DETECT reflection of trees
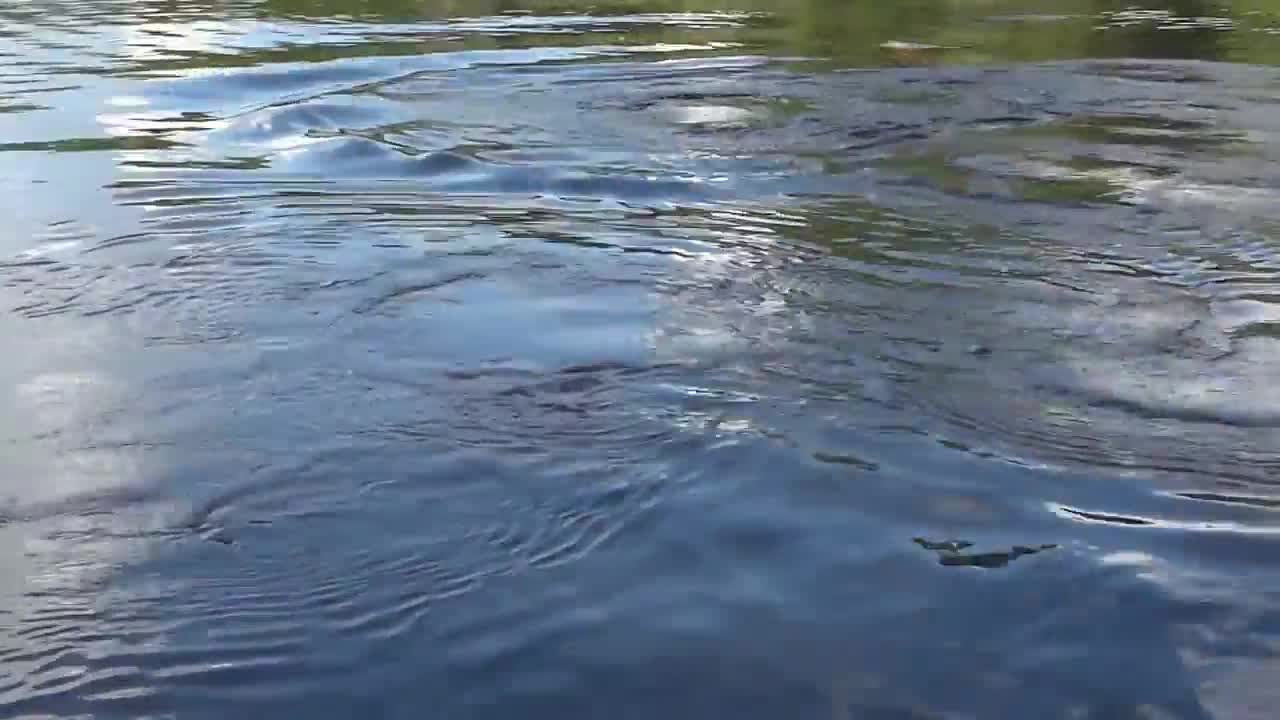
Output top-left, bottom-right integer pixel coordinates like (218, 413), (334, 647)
(249, 0), (1277, 65)
(1087, 0), (1225, 61)
(7, 0), (1280, 66)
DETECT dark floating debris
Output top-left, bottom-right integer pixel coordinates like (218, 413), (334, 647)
(913, 537), (1057, 569)
(1060, 507), (1153, 526)
(879, 40), (951, 65)
(1174, 492), (1280, 511)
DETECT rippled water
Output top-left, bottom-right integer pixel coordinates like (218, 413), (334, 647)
(3, 1), (1280, 718)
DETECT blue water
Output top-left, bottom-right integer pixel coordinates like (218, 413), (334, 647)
(2, 2), (1280, 718)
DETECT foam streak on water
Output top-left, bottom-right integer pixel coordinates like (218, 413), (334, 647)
(2, 2), (1280, 719)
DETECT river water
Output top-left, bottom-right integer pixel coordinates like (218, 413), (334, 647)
(2, 1), (1280, 718)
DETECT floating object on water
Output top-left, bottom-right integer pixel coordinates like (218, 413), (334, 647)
(880, 40), (952, 64)
(913, 537), (1058, 569)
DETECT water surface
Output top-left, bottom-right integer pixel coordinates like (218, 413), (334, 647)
(3, 1), (1280, 718)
